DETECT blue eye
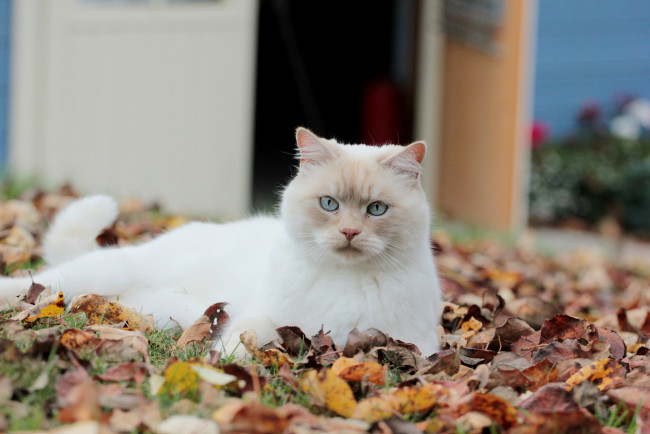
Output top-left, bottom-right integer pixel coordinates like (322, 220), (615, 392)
(320, 196), (339, 211)
(367, 201), (388, 216)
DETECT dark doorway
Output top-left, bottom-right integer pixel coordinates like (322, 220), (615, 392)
(252, 0), (419, 209)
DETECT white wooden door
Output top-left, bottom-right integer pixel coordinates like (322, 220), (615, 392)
(11, 0), (259, 217)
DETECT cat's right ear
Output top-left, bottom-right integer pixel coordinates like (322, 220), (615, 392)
(296, 127), (336, 168)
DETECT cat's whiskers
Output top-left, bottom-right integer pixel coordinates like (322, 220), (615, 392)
(294, 233), (331, 268)
(371, 248), (404, 272)
(381, 241), (419, 270)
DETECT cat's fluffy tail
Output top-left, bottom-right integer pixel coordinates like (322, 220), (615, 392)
(43, 195), (119, 265)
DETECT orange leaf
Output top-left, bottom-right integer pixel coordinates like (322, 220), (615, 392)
(565, 358), (626, 392)
(21, 291), (65, 322)
(461, 317), (483, 340)
(331, 357), (358, 375)
(60, 329), (99, 352)
(240, 330), (294, 367)
(331, 357), (387, 385)
(300, 369), (357, 417)
(455, 393), (519, 429)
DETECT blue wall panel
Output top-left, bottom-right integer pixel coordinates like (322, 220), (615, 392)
(0, 0), (10, 167)
(533, 0), (650, 138)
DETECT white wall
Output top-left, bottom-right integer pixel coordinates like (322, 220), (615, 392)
(10, 0), (259, 218)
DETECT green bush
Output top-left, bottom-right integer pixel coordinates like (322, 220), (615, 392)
(529, 136), (650, 234)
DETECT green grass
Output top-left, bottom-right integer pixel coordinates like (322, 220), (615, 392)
(0, 338), (62, 431)
(145, 327), (211, 369)
(259, 375), (313, 409)
(3, 258), (46, 276)
(0, 174), (40, 201)
(595, 400), (641, 433)
(434, 217), (518, 246)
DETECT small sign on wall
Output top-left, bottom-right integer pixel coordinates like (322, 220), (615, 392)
(444, 0), (505, 55)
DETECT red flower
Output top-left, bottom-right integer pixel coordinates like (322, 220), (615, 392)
(577, 101), (601, 126)
(531, 121), (549, 149)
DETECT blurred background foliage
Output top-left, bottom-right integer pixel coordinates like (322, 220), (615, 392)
(529, 97), (650, 234)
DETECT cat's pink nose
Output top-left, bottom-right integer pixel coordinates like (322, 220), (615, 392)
(340, 228), (360, 241)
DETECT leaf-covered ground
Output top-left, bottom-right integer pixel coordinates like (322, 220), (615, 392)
(2, 188), (650, 433)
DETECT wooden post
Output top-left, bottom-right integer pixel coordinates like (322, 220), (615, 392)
(437, 0), (535, 230)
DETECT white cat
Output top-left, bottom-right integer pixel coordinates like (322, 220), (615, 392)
(0, 128), (442, 356)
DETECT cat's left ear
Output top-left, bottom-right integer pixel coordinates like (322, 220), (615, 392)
(295, 127), (337, 168)
(382, 141), (426, 183)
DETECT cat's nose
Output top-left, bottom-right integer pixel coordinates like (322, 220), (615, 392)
(340, 228), (360, 241)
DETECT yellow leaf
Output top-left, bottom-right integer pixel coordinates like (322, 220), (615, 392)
(461, 317), (483, 340)
(565, 358), (626, 392)
(393, 383), (443, 414)
(301, 369), (357, 417)
(24, 292), (65, 322)
(160, 361), (199, 396)
(485, 268), (520, 288)
(331, 357), (358, 376)
(166, 216), (190, 230)
(353, 383), (444, 422)
(353, 395), (403, 422)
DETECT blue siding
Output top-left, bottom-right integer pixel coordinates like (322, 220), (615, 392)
(533, 0), (650, 138)
(0, 0), (10, 167)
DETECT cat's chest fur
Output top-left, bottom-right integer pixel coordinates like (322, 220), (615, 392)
(256, 240), (438, 348)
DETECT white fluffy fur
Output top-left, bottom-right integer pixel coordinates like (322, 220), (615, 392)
(0, 129), (442, 356)
(43, 195), (119, 266)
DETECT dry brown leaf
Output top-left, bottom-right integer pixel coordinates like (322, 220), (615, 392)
(95, 362), (147, 385)
(69, 294), (154, 332)
(24, 281), (47, 304)
(86, 325), (152, 371)
(176, 315), (212, 349)
(277, 326), (312, 356)
(456, 393), (519, 430)
(57, 378), (101, 423)
(60, 328), (100, 353)
(0, 199), (42, 226)
(540, 314), (592, 343)
(2, 225), (36, 249)
(109, 408), (144, 432)
(240, 329), (294, 367)
(212, 401), (292, 433)
(240, 329), (266, 361)
(177, 302), (230, 349)
(158, 415), (218, 434)
(519, 383), (579, 413)
(342, 328), (389, 357)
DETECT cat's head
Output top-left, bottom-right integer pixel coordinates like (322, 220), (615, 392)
(280, 128), (431, 268)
